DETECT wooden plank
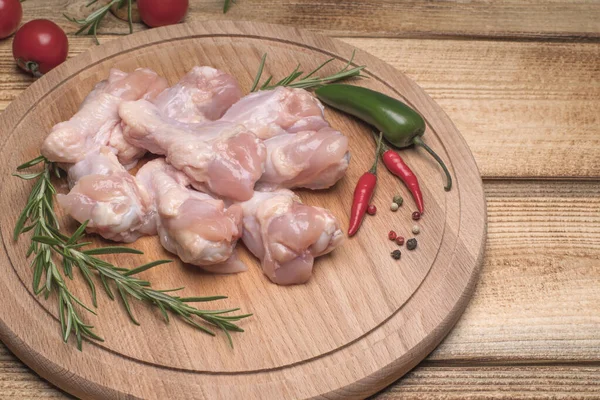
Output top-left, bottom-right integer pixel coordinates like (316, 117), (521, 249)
(374, 365), (600, 399)
(0, 180), (598, 397)
(21, 0), (600, 40)
(2, 342), (599, 399)
(1, 354), (599, 400)
(430, 180), (600, 363)
(2, 37), (599, 179)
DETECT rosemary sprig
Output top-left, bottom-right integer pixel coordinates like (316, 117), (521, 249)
(14, 156), (251, 350)
(250, 50), (365, 92)
(64, 0), (133, 45)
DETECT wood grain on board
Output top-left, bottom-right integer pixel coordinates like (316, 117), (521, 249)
(0, 181), (597, 398)
(18, 0), (600, 40)
(1, 37), (599, 179)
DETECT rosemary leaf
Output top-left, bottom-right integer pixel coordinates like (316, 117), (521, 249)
(259, 76), (273, 90)
(117, 283), (140, 325)
(303, 57), (334, 80)
(68, 241), (94, 249)
(123, 259), (171, 277)
(154, 287), (185, 293)
(83, 246), (144, 255)
(31, 236), (61, 245)
(13, 172), (42, 180)
(67, 220), (89, 245)
(17, 155), (45, 170)
(99, 273), (115, 300)
(249, 53), (267, 92)
(156, 301), (170, 322)
(251, 50), (365, 92)
(179, 295), (228, 303)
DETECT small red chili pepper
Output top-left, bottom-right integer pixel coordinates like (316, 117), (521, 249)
(388, 230), (397, 240)
(376, 134), (424, 214)
(348, 134), (383, 236)
(367, 204), (377, 215)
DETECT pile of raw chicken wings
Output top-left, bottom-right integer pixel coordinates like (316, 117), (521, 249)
(41, 67), (350, 285)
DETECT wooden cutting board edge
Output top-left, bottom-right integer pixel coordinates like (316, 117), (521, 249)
(0, 21), (487, 399)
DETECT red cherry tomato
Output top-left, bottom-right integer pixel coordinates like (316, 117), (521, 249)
(137, 0), (189, 28)
(13, 19), (68, 77)
(0, 0), (23, 39)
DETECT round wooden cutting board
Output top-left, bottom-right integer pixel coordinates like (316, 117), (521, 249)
(0, 21), (486, 400)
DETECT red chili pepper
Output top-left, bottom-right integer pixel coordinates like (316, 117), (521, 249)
(379, 137), (424, 214)
(348, 134), (383, 236)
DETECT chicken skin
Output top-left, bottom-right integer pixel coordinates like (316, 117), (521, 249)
(258, 127), (350, 191)
(222, 87), (349, 190)
(221, 86), (328, 140)
(240, 190), (344, 285)
(57, 147), (155, 242)
(41, 68), (168, 168)
(119, 99), (266, 201)
(136, 158), (245, 272)
(153, 66), (242, 123)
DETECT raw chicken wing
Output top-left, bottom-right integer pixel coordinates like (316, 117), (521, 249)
(258, 127), (350, 191)
(221, 87), (328, 140)
(119, 99), (266, 201)
(223, 86), (349, 190)
(41, 68), (168, 167)
(57, 148), (155, 242)
(153, 66), (242, 123)
(240, 190), (344, 285)
(136, 159), (245, 272)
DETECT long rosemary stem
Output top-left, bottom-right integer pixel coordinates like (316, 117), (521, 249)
(14, 156), (251, 350)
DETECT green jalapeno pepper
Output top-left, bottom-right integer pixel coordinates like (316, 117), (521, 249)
(315, 84), (452, 191)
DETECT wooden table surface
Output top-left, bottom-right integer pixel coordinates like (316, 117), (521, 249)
(0, 1), (598, 399)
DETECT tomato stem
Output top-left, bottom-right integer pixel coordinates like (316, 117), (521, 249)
(17, 58), (42, 78)
(25, 61), (42, 78)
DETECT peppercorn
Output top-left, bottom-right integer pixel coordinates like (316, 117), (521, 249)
(393, 195), (403, 206)
(395, 236), (405, 246)
(391, 249), (401, 260)
(388, 230), (397, 240)
(406, 238), (417, 250)
(390, 202), (399, 212)
(412, 225), (420, 235)
(367, 204), (377, 215)
(412, 211), (421, 220)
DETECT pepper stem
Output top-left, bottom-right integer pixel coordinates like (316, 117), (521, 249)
(413, 137), (452, 191)
(368, 132), (383, 174)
